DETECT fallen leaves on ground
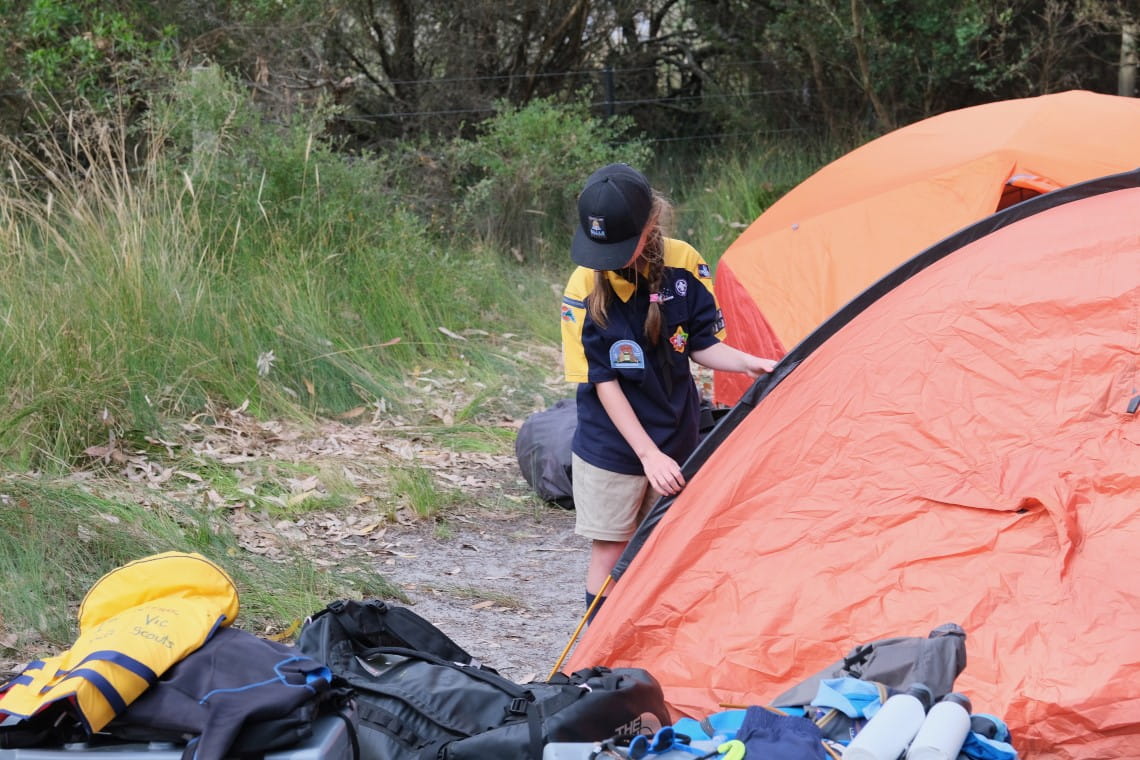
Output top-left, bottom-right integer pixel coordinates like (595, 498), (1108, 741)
(75, 359), (567, 569)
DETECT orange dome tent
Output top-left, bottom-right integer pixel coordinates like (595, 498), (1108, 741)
(714, 90), (1140, 406)
(567, 170), (1140, 759)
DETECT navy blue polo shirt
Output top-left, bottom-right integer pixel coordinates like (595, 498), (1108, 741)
(560, 238), (725, 475)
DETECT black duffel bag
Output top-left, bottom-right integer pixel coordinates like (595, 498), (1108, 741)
(297, 601), (669, 760)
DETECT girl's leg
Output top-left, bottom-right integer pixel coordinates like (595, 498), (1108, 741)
(571, 453), (658, 619)
(585, 540), (626, 622)
(587, 539), (627, 595)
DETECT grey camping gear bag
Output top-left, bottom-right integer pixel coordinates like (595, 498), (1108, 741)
(296, 600), (670, 760)
(769, 623), (967, 745)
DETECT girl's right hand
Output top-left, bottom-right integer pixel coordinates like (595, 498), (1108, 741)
(640, 449), (685, 495)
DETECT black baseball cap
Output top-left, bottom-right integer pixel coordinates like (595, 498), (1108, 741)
(571, 163), (653, 270)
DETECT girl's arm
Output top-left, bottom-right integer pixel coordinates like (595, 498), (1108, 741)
(691, 342), (777, 378)
(594, 380), (685, 495)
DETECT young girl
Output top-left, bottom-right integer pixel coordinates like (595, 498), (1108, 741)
(560, 163), (776, 618)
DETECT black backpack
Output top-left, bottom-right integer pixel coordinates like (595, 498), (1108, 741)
(297, 600), (670, 760)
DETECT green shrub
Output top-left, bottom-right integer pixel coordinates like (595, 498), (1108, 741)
(448, 96), (651, 264)
(145, 66), (402, 270)
(0, 67), (559, 468)
(2, 0), (177, 110)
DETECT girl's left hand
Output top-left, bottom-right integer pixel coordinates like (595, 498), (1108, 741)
(744, 355), (778, 378)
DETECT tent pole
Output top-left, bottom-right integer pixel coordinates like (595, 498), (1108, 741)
(548, 574), (613, 679)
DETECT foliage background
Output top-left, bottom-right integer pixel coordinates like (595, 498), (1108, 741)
(2, 1), (1137, 146)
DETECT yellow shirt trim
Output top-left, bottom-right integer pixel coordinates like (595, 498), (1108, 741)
(560, 238), (720, 383)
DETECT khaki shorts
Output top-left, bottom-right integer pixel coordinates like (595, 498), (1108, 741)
(571, 453), (660, 542)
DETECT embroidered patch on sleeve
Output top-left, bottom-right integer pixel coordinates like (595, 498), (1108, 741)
(609, 340), (646, 369)
(714, 309), (725, 333)
(698, 263), (711, 279)
(561, 303), (576, 322)
(669, 326), (689, 353)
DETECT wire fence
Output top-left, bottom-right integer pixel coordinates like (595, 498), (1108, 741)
(1, 60), (825, 147)
(313, 64), (822, 146)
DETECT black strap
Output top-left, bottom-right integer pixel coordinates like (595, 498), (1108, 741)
(324, 600), (393, 646)
(355, 700), (426, 748)
(570, 666), (611, 682)
(333, 710), (361, 760)
(842, 643), (873, 676)
(526, 702), (543, 760)
(570, 666), (620, 691)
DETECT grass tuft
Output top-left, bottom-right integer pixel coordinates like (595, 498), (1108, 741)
(0, 478), (400, 650)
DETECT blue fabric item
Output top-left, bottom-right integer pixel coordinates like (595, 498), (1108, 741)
(671, 718), (709, 741)
(737, 706), (829, 760)
(628, 726), (707, 758)
(970, 713), (1012, 743)
(704, 709), (747, 739)
(673, 710), (747, 741)
(962, 732), (1019, 760)
(811, 677), (884, 718)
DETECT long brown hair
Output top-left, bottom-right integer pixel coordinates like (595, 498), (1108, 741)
(586, 191), (672, 345)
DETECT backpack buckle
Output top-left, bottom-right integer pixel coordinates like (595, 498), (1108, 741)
(508, 697), (530, 715)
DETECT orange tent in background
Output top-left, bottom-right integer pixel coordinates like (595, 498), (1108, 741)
(714, 89), (1140, 406)
(567, 171), (1140, 759)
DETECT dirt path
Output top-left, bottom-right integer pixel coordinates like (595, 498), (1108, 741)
(372, 508), (588, 682)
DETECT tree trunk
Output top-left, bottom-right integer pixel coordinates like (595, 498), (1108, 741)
(849, 0), (894, 130)
(1121, 22), (1138, 96)
(804, 36), (840, 137)
(370, 0), (416, 109)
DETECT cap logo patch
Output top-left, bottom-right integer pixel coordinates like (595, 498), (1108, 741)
(588, 215), (607, 240)
(675, 278), (688, 297)
(609, 340), (645, 369)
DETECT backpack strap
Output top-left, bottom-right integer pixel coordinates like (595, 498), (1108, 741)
(505, 694), (545, 760)
(812, 707), (840, 732)
(355, 699), (431, 749)
(333, 709), (361, 760)
(842, 643), (873, 676)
